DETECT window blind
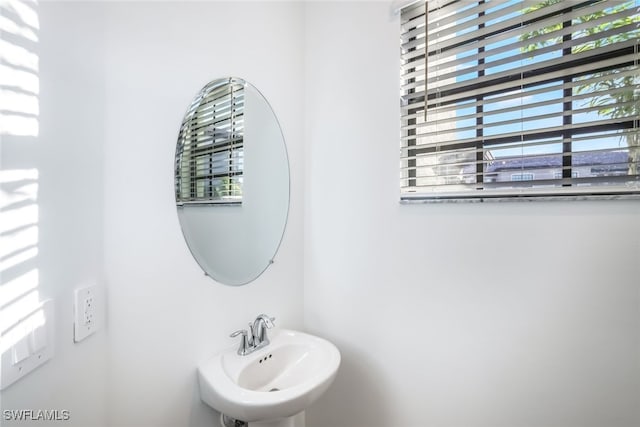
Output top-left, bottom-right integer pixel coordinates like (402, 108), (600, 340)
(400, 0), (640, 201)
(176, 78), (244, 205)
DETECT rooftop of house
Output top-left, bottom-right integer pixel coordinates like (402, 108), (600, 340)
(486, 150), (629, 173)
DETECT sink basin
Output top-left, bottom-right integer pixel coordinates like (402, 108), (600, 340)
(198, 328), (340, 422)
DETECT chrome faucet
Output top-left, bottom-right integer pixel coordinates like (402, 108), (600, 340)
(251, 314), (275, 347)
(230, 314), (276, 356)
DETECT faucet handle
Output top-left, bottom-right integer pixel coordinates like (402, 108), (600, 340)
(230, 329), (250, 356)
(257, 314), (276, 328)
(230, 329), (248, 338)
(265, 317), (275, 328)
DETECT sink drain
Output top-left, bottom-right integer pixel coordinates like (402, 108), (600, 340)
(269, 387), (280, 392)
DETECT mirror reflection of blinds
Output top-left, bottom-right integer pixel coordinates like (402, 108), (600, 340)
(400, 0), (640, 201)
(176, 79), (244, 205)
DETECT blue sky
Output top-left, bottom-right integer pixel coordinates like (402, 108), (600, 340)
(448, 0), (639, 160)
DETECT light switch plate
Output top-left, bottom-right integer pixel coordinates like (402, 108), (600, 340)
(0, 299), (54, 390)
(74, 284), (100, 342)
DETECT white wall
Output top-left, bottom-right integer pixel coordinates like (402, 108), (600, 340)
(4, 3), (639, 427)
(303, 3), (640, 427)
(1, 3), (107, 426)
(102, 2), (305, 427)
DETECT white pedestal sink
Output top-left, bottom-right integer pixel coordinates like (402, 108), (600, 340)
(198, 329), (340, 427)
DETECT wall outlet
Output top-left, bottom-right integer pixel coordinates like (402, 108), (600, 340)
(74, 284), (100, 342)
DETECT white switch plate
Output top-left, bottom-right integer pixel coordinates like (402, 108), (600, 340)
(74, 284), (100, 342)
(1, 299), (55, 390)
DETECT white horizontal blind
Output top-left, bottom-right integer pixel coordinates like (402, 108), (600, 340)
(401, 0), (640, 200)
(176, 78), (244, 205)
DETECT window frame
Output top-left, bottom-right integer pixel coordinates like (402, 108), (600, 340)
(400, 0), (640, 202)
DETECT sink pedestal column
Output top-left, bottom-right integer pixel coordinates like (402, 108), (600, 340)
(249, 411), (304, 427)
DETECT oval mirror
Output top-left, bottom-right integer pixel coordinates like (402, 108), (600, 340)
(175, 77), (289, 286)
